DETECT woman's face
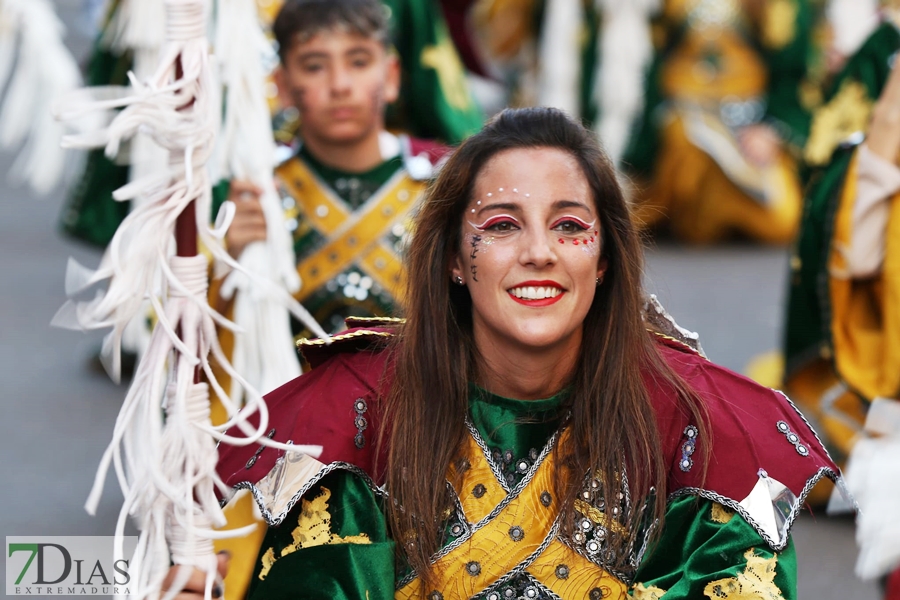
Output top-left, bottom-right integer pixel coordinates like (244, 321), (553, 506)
(451, 147), (608, 354)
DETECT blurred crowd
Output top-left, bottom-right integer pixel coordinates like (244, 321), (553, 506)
(1, 0), (899, 597)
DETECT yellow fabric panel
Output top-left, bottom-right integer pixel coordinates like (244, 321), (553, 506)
(398, 438), (560, 598)
(400, 431), (629, 599)
(660, 30), (768, 101)
(215, 491), (268, 600)
(529, 539), (628, 599)
(761, 0), (798, 49)
(470, 0), (539, 60)
(276, 157), (424, 302)
(829, 152), (900, 399)
(450, 435), (517, 523)
(207, 274), (236, 427)
(634, 117), (801, 244)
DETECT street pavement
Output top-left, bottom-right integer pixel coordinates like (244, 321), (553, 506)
(0, 1), (884, 597)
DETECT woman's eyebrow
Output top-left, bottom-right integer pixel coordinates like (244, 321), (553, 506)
(553, 199), (593, 212)
(476, 202), (520, 216)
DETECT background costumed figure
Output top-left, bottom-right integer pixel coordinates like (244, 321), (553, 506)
(623, 0), (816, 244)
(783, 5), (900, 588)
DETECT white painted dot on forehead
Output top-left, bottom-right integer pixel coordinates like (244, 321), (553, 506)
(476, 200), (482, 205)
(513, 188), (518, 193)
(471, 208), (476, 213)
(486, 192), (492, 197)
(498, 188), (504, 192)
(525, 193), (531, 198)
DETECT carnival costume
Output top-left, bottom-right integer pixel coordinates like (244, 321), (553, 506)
(212, 135), (447, 343)
(784, 16), (900, 582)
(216, 321), (840, 599)
(785, 19), (900, 466)
(623, 0), (815, 244)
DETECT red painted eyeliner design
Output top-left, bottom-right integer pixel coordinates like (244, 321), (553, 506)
(468, 214), (519, 231)
(550, 216), (595, 230)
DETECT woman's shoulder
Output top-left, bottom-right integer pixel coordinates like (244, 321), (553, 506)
(646, 332), (841, 551)
(216, 325), (399, 525)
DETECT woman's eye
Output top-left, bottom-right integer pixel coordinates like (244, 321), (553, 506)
(483, 219), (518, 232)
(554, 220), (589, 233)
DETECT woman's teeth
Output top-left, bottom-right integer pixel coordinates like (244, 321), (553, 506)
(509, 286), (562, 300)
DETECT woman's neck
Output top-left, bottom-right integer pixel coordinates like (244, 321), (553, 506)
(473, 331), (581, 400)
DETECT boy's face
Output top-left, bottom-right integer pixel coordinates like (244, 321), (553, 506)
(277, 29), (400, 147)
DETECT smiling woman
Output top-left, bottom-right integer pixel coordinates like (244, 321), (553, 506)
(194, 108), (842, 600)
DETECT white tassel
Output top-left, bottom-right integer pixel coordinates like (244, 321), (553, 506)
(593, 0), (659, 164)
(843, 398), (900, 580)
(537, 0), (584, 116)
(0, 0), (81, 194)
(211, 0), (302, 401)
(52, 2), (325, 597)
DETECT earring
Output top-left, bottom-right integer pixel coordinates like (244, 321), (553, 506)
(596, 275), (604, 285)
(455, 275), (464, 285)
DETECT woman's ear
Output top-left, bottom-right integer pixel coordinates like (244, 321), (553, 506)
(597, 256), (609, 281)
(383, 53), (401, 104)
(273, 66), (293, 110)
(450, 254), (465, 285)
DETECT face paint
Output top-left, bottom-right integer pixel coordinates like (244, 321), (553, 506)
(467, 214), (519, 232)
(467, 233), (482, 282)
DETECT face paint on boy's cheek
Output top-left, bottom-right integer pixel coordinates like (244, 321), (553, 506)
(290, 86), (309, 112)
(368, 84), (385, 118)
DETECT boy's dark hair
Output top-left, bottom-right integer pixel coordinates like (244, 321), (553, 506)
(273, 0), (390, 63)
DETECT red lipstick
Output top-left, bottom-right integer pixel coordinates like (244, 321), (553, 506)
(507, 280), (565, 307)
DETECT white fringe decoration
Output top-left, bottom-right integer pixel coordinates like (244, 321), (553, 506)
(212, 0), (302, 400)
(51, 1), (326, 597)
(842, 398), (900, 580)
(0, 0), (81, 195)
(536, 0), (584, 116)
(593, 0), (659, 164)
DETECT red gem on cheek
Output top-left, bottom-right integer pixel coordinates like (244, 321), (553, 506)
(573, 240), (579, 245)
(589, 237), (595, 243)
(558, 238), (564, 244)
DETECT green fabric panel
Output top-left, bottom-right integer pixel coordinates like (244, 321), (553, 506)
(383, 0), (482, 144)
(821, 22), (900, 104)
(297, 146), (403, 209)
(211, 179), (231, 224)
(58, 36), (133, 248)
(760, 0), (816, 150)
(248, 470), (394, 600)
(468, 383), (563, 460)
(783, 147), (853, 376)
(633, 496), (797, 598)
(251, 543), (396, 600)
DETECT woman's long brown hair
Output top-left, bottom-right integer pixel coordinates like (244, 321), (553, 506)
(379, 107), (707, 587)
